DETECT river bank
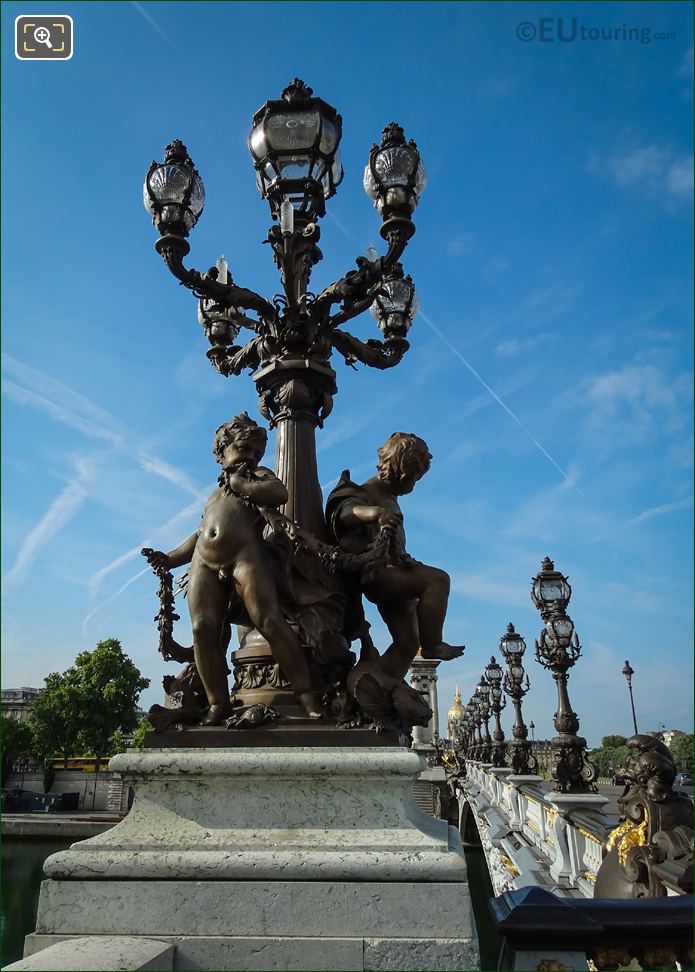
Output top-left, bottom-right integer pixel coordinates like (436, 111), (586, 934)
(1, 813), (120, 839)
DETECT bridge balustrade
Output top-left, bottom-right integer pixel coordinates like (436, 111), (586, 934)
(460, 762), (612, 899)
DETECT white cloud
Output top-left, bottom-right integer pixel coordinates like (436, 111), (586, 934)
(449, 233), (474, 255)
(631, 496), (693, 525)
(563, 363), (693, 453)
(87, 495), (204, 598)
(679, 46), (693, 81)
(3, 481), (88, 589)
(136, 451), (204, 499)
(495, 333), (553, 358)
(588, 144), (694, 205)
(450, 569), (530, 610)
(2, 379), (122, 445)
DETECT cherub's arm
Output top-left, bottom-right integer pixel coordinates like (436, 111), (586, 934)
(226, 466), (288, 509)
(340, 503), (402, 531)
(165, 532), (199, 569)
(144, 531), (198, 570)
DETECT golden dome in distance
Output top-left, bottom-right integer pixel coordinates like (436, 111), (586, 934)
(448, 685), (465, 721)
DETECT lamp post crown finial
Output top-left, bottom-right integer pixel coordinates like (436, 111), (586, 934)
(507, 622), (515, 634)
(282, 78), (313, 103)
(381, 122), (406, 147)
(164, 139), (192, 165)
(541, 555), (555, 571)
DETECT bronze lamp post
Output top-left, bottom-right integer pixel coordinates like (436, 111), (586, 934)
(621, 659), (639, 736)
(485, 655), (507, 768)
(143, 79), (424, 539)
(531, 557), (597, 793)
(475, 677), (492, 763)
(500, 623), (538, 776)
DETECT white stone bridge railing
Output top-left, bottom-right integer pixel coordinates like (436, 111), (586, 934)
(459, 761), (612, 899)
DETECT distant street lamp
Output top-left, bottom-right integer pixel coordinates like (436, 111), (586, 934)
(476, 676), (492, 763)
(621, 659), (639, 736)
(529, 720), (536, 742)
(531, 557), (597, 793)
(485, 656), (507, 768)
(469, 695), (483, 761)
(500, 623), (538, 776)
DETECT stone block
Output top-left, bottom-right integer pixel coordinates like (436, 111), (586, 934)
(3, 936), (173, 971)
(364, 937), (479, 971)
(43, 748), (464, 883)
(35, 880), (473, 940)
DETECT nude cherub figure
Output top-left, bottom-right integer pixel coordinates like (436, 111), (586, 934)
(326, 432), (464, 682)
(148, 413), (323, 725)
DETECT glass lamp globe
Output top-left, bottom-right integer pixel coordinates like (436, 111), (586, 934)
(532, 557), (572, 615)
(249, 79), (343, 219)
(370, 264), (419, 340)
(143, 140), (205, 237)
(364, 122), (426, 218)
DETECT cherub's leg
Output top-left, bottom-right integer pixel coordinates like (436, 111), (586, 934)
(364, 565), (463, 677)
(374, 599), (419, 680)
(186, 560), (233, 723)
(234, 559), (323, 718)
(415, 565), (464, 663)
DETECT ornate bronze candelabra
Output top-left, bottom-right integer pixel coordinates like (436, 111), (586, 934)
(142, 80), (435, 722)
(500, 623), (538, 776)
(143, 79), (424, 538)
(485, 656), (507, 768)
(531, 557), (597, 793)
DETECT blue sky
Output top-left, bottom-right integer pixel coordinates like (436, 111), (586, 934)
(2, 1), (692, 747)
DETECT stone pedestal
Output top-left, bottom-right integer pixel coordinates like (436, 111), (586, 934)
(25, 747), (478, 971)
(409, 656), (440, 752)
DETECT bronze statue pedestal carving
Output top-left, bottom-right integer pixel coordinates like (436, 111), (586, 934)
(31, 746), (478, 971)
(231, 629), (303, 715)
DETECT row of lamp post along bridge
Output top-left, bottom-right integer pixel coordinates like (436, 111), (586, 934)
(446, 556), (639, 793)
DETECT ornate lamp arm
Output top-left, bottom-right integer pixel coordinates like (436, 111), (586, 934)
(155, 235), (276, 321)
(313, 256), (384, 322)
(331, 330), (409, 371)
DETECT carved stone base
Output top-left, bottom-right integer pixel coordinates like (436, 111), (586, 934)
(28, 747), (477, 971)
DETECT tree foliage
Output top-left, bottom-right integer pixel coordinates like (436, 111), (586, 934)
(589, 741), (630, 778)
(72, 639), (150, 771)
(669, 733), (694, 775)
(0, 715), (33, 784)
(601, 735), (627, 750)
(131, 717), (152, 750)
(28, 671), (83, 769)
(26, 640), (149, 771)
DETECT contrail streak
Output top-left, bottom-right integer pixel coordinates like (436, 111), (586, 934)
(418, 311), (572, 485)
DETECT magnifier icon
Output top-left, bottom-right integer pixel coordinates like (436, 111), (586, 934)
(34, 26), (53, 49)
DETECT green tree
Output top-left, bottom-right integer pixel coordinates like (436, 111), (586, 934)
(670, 734), (694, 775)
(131, 716), (152, 750)
(27, 671), (83, 769)
(72, 639), (149, 772)
(0, 715), (32, 784)
(601, 735), (627, 749)
(106, 728), (129, 756)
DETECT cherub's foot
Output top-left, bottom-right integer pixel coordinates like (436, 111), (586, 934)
(298, 691), (324, 720)
(421, 643), (465, 662)
(201, 702), (234, 726)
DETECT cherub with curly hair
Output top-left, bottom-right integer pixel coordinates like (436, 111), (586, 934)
(326, 432), (464, 680)
(145, 413), (323, 724)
